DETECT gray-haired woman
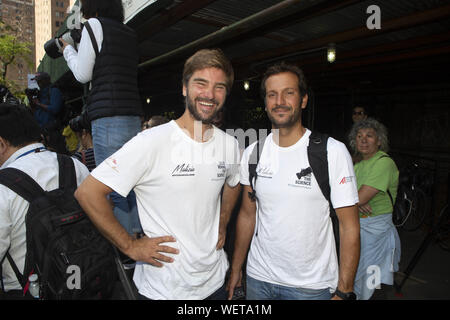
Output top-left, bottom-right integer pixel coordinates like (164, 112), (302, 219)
(349, 118), (401, 300)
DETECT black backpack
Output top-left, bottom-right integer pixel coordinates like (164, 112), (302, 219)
(377, 155), (408, 226)
(0, 154), (118, 299)
(248, 131), (341, 258)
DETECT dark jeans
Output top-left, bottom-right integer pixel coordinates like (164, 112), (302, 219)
(138, 283), (228, 300)
(246, 275), (332, 300)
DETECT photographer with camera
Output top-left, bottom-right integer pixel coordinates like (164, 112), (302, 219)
(27, 72), (64, 129)
(24, 73), (68, 155)
(60, 0), (143, 239)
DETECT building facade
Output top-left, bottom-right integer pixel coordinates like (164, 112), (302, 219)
(0, 0), (35, 89)
(35, 0), (75, 70)
(0, 0), (76, 90)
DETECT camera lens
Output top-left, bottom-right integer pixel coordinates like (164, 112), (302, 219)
(69, 111), (90, 132)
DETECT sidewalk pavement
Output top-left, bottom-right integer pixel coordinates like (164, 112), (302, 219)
(384, 227), (450, 300)
(111, 226), (450, 300)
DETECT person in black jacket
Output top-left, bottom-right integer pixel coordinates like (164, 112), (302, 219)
(61, 0), (143, 238)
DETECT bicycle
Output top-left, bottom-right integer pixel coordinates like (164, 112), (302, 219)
(393, 162), (433, 232)
(394, 172), (449, 294)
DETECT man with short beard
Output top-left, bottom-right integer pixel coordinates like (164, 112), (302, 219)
(227, 62), (360, 300)
(74, 49), (241, 300)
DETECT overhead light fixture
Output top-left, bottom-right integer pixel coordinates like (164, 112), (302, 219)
(146, 97), (151, 104)
(243, 80), (250, 91)
(327, 43), (336, 63)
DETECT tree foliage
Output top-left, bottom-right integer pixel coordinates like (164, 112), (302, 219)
(0, 20), (33, 97)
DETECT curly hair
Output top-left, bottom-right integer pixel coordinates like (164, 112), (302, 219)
(348, 117), (390, 155)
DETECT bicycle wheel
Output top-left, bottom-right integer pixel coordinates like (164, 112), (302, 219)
(436, 205), (450, 252)
(393, 189), (412, 227)
(401, 188), (430, 231)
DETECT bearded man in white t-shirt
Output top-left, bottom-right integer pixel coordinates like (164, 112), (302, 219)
(227, 62), (361, 300)
(74, 49), (241, 300)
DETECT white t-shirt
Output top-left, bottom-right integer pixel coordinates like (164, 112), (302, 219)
(91, 121), (241, 299)
(240, 129), (358, 290)
(0, 143), (90, 291)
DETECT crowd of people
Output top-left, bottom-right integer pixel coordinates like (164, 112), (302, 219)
(0, 0), (401, 301)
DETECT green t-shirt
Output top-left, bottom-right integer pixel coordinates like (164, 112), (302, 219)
(354, 150), (399, 217)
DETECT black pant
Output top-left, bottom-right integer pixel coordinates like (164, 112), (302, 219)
(0, 290), (33, 300)
(138, 283), (228, 300)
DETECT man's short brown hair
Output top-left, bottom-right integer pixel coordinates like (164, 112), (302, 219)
(260, 62), (308, 99)
(182, 48), (234, 94)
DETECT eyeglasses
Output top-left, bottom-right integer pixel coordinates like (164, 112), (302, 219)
(353, 111), (365, 115)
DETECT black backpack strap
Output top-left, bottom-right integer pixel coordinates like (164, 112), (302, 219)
(5, 252), (24, 288)
(83, 21), (99, 57)
(307, 132), (331, 203)
(0, 168), (45, 203)
(375, 154), (395, 206)
(307, 131), (341, 259)
(0, 250), (22, 293)
(386, 189), (394, 206)
(248, 136), (267, 201)
(0, 169), (45, 289)
(0, 247), (9, 292)
(57, 154), (77, 190)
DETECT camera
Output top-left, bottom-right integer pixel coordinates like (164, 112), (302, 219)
(69, 110), (90, 133)
(24, 88), (40, 107)
(1, 85), (20, 105)
(44, 27), (83, 59)
(25, 88), (39, 100)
